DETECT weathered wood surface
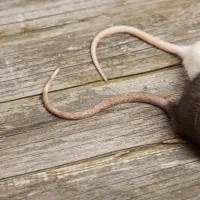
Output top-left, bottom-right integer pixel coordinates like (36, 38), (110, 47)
(1, 144), (200, 200)
(0, 68), (185, 179)
(1, 0), (200, 199)
(0, 0), (200, 102)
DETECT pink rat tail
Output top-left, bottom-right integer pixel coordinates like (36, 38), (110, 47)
(91, 25), (186, 82)
(43, 68), (171, 120)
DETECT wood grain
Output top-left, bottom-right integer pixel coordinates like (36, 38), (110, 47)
(1, 144), (200, 200)
(1, 0), (200, 199)
(0, 68), (186, 179)
(0, 0), (200, 102)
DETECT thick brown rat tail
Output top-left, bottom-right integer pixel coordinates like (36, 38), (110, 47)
(91, 25), (187, 82)
(43, 68), (172, 120)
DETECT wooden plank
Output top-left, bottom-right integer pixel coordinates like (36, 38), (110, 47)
(0, 0), (112, 25)
(1, 1), (200, 199)
(0, 68), (186, 179)
(0, 0), (197, 34)
(0, 0), (200, 102)
(0, 144), (200, 200)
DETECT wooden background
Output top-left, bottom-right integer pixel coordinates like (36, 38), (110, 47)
(1, 0), (200, 199)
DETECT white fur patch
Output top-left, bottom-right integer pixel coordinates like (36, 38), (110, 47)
(183, 42), (200, 80)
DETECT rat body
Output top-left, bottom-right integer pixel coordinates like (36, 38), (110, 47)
(43, 25), (200, 145)
(172, 74), (200, 144)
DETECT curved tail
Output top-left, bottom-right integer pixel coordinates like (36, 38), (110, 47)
(91, 25), (185, 82)
(43, 68), (171, 120)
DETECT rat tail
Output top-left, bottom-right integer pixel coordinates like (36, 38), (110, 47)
(91, 25), (186, 82)
(43, 68), (172, 120)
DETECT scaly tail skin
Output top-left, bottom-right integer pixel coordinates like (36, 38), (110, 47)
(43, 68), (171, 120)
(91, 25), (187, 82)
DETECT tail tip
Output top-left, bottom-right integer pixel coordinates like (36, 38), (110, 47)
(55, 68), (60, 74)
(51, 68), (60, 78)
(104, 77), (108, 82)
